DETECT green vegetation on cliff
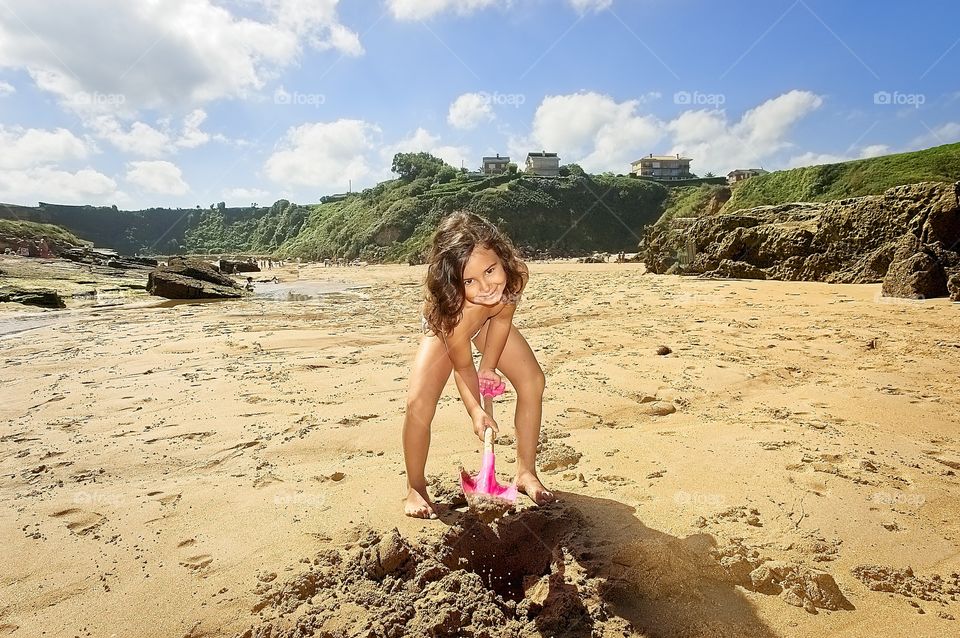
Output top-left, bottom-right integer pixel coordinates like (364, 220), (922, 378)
(183, 200), (310, 254)
(280, 155), (668, 262)
(722, 142), (960, 213)
(654, 183), (732, 228)
(0, 219), (90, 247)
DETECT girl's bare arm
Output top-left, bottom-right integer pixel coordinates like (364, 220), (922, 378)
(443, 327), (484, 419)
(478, 304), (514, 373)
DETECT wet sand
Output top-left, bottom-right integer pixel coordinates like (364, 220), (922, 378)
(1, 261), (959, 636)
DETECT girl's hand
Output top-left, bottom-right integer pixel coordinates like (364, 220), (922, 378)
(471, 408), (499, 441)
(478, 368), (505, 397)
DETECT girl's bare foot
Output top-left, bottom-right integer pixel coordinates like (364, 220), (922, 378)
(404, 486), (438, 519)
(516, 471), (555, 505)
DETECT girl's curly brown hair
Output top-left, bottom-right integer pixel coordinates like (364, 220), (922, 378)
(422, 211), (527, 337)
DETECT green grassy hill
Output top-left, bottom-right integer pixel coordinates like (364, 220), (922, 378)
(280, 172), (669, 262)
(0, 219), (90, 247)
(721, 142), (960, 213)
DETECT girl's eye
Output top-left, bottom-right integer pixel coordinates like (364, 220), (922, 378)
(464, 279), (473, 285)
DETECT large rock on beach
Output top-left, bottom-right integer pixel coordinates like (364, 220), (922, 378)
(0, 286), (66, 308)
(147, 257), (245, 299)
(644, 181), (960, 298)
(948, 272), (960, 302)
(881, 237), (948, 299)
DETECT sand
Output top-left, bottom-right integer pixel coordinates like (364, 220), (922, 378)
(1, 259), (959, 637)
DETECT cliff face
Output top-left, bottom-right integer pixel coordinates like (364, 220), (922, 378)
(643, 181), (960, 299)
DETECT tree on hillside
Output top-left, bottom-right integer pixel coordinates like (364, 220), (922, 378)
(391, 152), (449, 180)
(559, 163), (586, 177)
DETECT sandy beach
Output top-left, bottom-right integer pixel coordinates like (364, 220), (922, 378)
(2, 260), (959, 637)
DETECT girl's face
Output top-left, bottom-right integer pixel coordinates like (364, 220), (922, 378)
(462, 245), (506, 306)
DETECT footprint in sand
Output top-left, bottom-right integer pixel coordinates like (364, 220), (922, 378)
(202, 440), (263, 468)
(180, 554), (213, 571)
(50, 507), (105, 536)
(146, 491), (182, 506)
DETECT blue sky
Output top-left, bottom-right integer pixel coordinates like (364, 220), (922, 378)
(1, 0), (958, 209)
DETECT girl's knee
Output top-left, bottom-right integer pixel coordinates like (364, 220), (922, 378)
(405, 394), (438, 422)
(518, 369), (546, 397)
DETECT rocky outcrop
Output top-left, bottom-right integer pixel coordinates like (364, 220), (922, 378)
(948, 272), (960, 302)
(217, 259), (260, 274)
(61, 247), (157, 270)
(147, 257), (246, 299)
(0, 287), (66, 308)
(643, 182), (960, 299)
(881, 236), (948, 299)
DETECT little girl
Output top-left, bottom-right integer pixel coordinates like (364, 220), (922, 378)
(402, 211), (555, 518)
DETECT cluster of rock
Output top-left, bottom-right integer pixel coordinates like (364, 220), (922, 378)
(643, 181), (960, 301)
(61, 247), (158, 270)
(146, 257), (247, 299)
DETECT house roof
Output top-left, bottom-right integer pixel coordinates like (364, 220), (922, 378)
(727, 168), (767, 174)
(631, 155), (692, 164)
(482, 156), (511, 162)
(526, 152), (558, 158)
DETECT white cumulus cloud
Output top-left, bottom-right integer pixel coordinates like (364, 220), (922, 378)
(0, 0), (361, 114)
(448, 93), (495, 130)
(512, 89), (826, 175)
(0, 80), (14, 96)
(387, 0), (610, 20)
(909, 122), (960, 149)
(0, 166), (119, 205)
(126, 160), (190, 195)
(0, 126), (91, 170)
(86, 110), (214, 157)
(265, 119), (381, 190)
(387, 0), (498, 21)
(518, 91), (662, 172)
(664, 90), (824, 174)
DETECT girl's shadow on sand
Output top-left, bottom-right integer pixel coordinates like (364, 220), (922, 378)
(437, 490), (808, 638)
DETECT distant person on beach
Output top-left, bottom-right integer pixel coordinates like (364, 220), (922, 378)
(245, 276), (254, 291)
(402, 211), (554, 518)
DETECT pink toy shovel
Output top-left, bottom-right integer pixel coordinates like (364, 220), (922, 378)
(460, 383), (518, 505)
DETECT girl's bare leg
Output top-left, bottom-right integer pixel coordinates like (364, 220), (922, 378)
(472, 324), (555, 505)
(403, 334), (453, 518)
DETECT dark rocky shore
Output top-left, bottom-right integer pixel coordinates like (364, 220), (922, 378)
(643, 181), (960, 301)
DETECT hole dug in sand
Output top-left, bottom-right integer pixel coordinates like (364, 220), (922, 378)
(239, 494), (854, 637)
(240, 506), (626, 638)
